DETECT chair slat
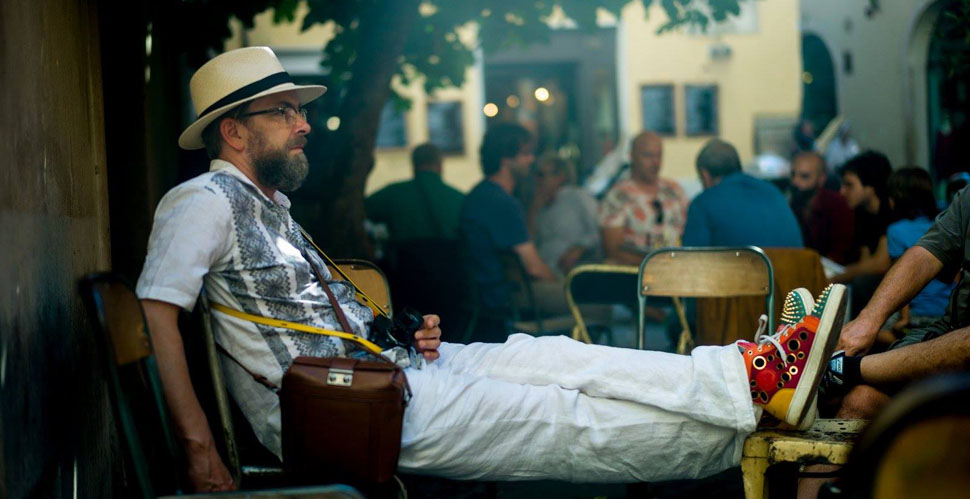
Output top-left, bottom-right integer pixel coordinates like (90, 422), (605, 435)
(640, 250), (771, 297)
(96, 281), (153, 366)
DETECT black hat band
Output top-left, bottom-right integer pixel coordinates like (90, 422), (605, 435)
(197, 71), (294, 119)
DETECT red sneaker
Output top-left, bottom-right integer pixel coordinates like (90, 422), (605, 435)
(740, 284), (847, 429)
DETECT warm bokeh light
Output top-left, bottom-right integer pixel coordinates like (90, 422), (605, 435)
(483, 102), (499, 117)
(326, 116), (341, 130)
(534, 87), (550, 102)
(506, 95), (520, 108)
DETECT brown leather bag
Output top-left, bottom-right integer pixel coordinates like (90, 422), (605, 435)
(280, 356), (408, 483)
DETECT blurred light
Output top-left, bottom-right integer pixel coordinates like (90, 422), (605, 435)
(506, 95), (520, 108)
(326, 116), (341, 130)
(802, 71), (814, 84)
(483, 103), (499, 117)
(428, 55), (440, 65)
(534, 87), (550, 102)
(481, 8), (491, 17)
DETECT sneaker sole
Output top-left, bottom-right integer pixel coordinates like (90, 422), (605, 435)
(786, 284), (847, 427)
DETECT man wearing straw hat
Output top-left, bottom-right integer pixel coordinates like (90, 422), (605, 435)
(137, 46), (846, 491)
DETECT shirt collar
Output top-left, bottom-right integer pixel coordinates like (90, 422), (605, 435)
(209, 159), (292, 209)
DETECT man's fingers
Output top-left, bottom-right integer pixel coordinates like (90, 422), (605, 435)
(422, 314), (441, 329)
(414, 326), (441, 340)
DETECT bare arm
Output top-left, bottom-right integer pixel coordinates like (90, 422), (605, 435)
(839, 245), (944, 355)
(513, 241), (557, 281)
(601, 227), (645, 266)
(831, 236), (892, 283)
(141, 299), (234, 492)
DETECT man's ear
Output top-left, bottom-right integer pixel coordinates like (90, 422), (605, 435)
(220, 117), (248, 153)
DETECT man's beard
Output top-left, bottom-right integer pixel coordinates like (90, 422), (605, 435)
(789, 186), (816, 214)
(249, 132), (309, 192)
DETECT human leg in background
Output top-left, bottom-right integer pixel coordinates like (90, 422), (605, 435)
(399, 285), (846, 482)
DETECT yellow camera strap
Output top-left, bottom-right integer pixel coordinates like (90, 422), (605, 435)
(209, 301), (384, 356)
(299, 228), (390, 319)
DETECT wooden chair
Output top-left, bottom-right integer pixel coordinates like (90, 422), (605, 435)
(638, 246), (774, 353)
(201, 260), (392, 487)
(564, 263), (639, 345)
(79, 272), (361, 498)
(741, 419), (865, 499)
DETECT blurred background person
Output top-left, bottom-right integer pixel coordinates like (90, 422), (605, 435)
(832, 151), (893, 315)
(684, 139), (803, 248)
(824, 120), (860, 173)
(529, 155), (602, 275)
(366, 143), (464, 241)
(788, 151), (855, 264)
(599, 131), (688, 265)
(876, 167), (956, 347)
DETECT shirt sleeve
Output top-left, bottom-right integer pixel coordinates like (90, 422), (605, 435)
(572, 189), (602, 249)
(599, 187), (627, 228)
(682, 196), (711, 246)
(887, 222), (906, 259)
(916, 187), (970, 271)
(135, 182), (233, 311)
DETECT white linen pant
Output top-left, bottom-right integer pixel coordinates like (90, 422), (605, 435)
(398, 333), (759, 482)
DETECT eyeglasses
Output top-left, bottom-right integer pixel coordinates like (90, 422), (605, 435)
(237, 103), (308, 125)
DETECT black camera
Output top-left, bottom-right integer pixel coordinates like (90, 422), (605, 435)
(369, 306), (424, 351)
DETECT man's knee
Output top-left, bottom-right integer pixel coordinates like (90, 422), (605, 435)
(836, 385), (888, 419)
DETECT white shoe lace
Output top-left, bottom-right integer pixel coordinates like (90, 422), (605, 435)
(752, 314), (791, 367)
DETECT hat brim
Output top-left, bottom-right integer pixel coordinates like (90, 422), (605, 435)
(178, 83), (327, 150)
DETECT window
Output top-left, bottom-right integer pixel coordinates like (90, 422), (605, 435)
(685, 85), (718, 136)
(427, 101), (464, 153)
(376, 101), (407, 149)
(640, 85), (675, 135)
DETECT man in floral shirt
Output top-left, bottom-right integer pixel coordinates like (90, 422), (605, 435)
(600, 131), (689, 265)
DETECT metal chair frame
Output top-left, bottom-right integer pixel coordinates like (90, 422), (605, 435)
(637, 246), (774, 352)
(564, 263), (640, 344)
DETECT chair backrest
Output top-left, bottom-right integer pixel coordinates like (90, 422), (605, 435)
(565, 264), (640, 344)
(832, 373), (970, 498)
(638, 247), (774, 350)
(694, 247), (826, 346)
(329, 259), (393, 319)
(79, 273), (183, 498)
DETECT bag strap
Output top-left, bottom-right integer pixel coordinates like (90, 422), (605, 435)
(299, 228), (390, 319)
(210, 302), (384, 356)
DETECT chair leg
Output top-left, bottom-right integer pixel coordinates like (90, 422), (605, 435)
(741, 456), (769, 499)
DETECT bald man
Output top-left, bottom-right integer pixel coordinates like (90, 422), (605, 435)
(600, 131), (689, 265)
(789, 152), (855, 264)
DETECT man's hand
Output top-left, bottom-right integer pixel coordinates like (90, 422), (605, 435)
(414, 314), (442, 361)
(185, 438), (235, 492)
(838, 317), (880, 356)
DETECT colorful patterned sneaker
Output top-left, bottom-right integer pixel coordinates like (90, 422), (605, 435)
(740, 284), (847, 429)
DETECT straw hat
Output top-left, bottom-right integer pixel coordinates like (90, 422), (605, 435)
(178, 46), (326, 150)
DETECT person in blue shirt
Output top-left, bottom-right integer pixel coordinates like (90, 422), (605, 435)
(459, 123), (561, 339)
(683, 139), (803, 248)
(884, 167), (955, 334)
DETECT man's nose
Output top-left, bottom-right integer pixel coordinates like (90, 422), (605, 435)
(295, 115), (311, 135)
